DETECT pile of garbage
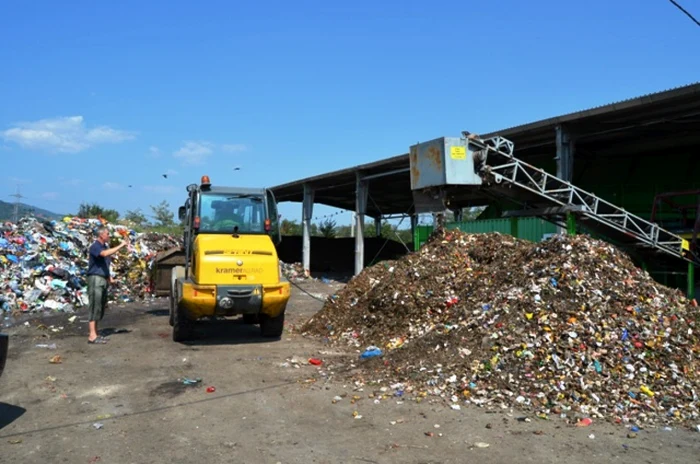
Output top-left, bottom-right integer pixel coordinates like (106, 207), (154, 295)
(280, 261), (311, 281)
(303, 229), (700, 427)
(1, 217), (180, 313)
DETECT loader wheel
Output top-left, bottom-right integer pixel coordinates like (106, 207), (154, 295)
(169, 266), (185, 327)
(172, 303), (194, 342)
(259, 312), (285, 338)
(243, 314), (259, 324)
(171, 281), (193, 342)
(168, 291), (175, 327)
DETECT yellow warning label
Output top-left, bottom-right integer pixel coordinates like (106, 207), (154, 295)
(681, 239), (690, 251)
(450, 146), (466, 160)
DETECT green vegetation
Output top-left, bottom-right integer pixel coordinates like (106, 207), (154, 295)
(76, 201), (184, 236)
(280, 218), (413, 243)
(78, 202), (120, 223)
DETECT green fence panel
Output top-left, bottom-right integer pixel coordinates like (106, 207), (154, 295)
(413, 218), (557, 251)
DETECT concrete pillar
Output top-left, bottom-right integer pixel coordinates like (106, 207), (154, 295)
(555, 125), (574, 235)
(374, 216), (382, 237)
(302, 184), (314, 275)
(410, 214), (418, 238)
(555, 125), (574, 182)
(355, 173), (368, 275)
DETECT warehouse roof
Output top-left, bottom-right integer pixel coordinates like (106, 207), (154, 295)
(271, 82), (700, 216)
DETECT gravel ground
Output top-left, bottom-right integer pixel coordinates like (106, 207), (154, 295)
(0, 281), (698, 464)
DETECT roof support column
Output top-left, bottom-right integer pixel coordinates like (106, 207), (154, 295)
(410, 214), (419, 251)
(374, 216), (382, 237)
(355, 173), (368, 275)
(555, 124), (574, 182)
(555, 125), (575, 235)
(302, 184), (314, 276)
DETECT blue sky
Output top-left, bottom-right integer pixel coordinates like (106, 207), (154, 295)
(1, 0), (699, 226)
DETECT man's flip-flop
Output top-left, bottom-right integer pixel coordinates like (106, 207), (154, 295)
(88, 337), (108, 344)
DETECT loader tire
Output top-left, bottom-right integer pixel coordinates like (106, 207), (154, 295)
(172, 283), (193, 342)
(169, 266), (185, 327)
(172, 305), (194, 342)
(260, 312), (285, 338)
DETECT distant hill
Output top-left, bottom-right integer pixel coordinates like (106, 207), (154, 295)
(0, 200), (64, 222)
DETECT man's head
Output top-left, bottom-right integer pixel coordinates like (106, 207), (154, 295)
(96, 227), (110, 244)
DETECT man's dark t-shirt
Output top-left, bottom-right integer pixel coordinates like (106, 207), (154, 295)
(88, 241), (111, 278)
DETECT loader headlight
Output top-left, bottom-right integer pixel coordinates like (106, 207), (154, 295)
(219, 297), (233, 309)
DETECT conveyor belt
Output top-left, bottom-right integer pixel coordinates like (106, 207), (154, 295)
(464, 132), (698, 265)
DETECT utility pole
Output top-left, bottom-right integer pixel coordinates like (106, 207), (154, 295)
(9, 185), (26, 223)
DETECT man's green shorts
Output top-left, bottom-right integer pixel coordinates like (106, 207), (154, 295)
(87, 275), (108, 322)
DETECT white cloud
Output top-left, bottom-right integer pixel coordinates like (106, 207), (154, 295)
(173, 141), (214, 165)
(172, 141), (247, 165)
(41, 192), (58, 200)
(0, 116), (135, 153)
(149, 146), (161, 157)
(164, 168), (178, 176)
(102, 182), (124, 190)
(221, 143), (248, 153)
(143, 185), (177, 195)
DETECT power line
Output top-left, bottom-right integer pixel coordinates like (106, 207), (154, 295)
(668, 0), (700, 27)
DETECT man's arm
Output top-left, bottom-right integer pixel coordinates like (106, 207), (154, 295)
(99, 239), (129, 257)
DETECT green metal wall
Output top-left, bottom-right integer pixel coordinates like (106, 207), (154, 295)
(413, 217), (557, 251)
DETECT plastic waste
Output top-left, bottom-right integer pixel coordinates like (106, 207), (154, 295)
(0, 216), (181, 315)
(360, 346), (383, 359)
(301, 230), (700, 427)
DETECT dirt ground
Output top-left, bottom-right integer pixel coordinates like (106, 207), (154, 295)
(1, 281), (698, 464)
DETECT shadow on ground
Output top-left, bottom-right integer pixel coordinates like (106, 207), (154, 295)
(0, 403), (27, 430)
(146, 309), (169, 317)
(99, 327), (132, 337)
(179, 319), (281, 346)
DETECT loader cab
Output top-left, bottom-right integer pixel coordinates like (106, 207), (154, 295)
(179, 177), (281, 246)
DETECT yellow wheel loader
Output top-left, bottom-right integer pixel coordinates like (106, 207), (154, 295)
(169, 175), (290, 342)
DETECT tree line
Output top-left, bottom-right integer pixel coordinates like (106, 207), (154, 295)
(281, 218), (414, 243)
(77, 200), (179, 233)
(76, 202), (415, 242)
(77, 203), (483, 241)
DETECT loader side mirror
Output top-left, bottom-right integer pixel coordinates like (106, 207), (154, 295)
(178, 206), (186, 221)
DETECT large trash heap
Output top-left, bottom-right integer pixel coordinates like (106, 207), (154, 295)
(303, 229), (700, 426)
(1, 217), (180, 313)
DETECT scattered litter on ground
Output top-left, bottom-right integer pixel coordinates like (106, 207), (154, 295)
(360, 346), (383, 359)
(93, 423), (104, 430)
(49, 355), (62, 364)
(36, 343), (57, 349)
(302, 229), (700, 427)
(206, 386), (216, 393)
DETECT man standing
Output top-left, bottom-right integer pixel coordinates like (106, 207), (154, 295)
(87, 227), (129, 344)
